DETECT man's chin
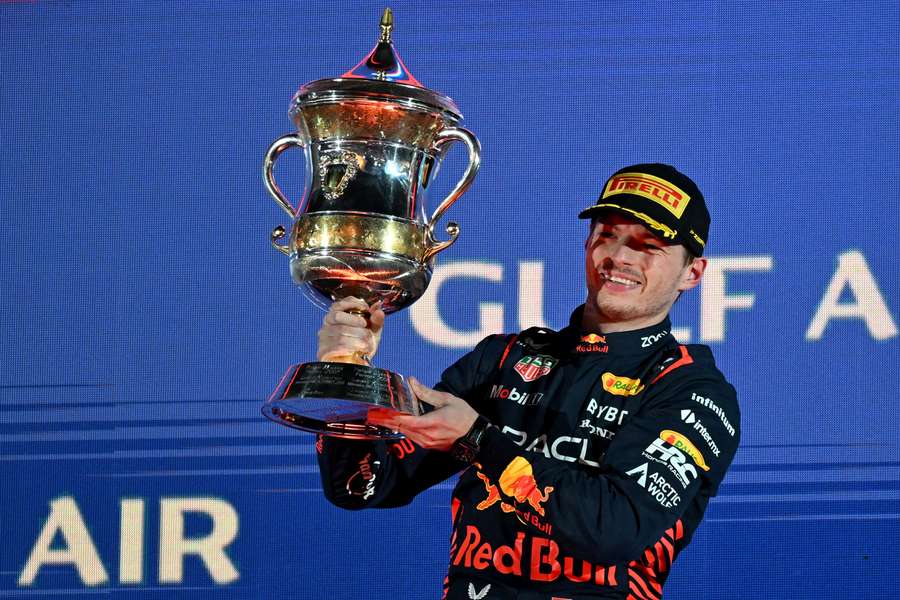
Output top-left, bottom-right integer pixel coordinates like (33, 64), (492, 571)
(593, 298), (640, 322)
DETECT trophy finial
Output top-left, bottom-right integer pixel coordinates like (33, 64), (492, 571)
(380, 8), (393, 43)
(341, 7), (421, 86)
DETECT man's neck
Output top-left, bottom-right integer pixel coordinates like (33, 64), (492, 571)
(581, 302), (669, 334)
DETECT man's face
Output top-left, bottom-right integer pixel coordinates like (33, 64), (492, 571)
(584, 213), (706, 331)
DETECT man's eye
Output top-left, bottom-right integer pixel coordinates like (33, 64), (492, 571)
(599, 231), (615, 239)
(644, 244), (662, 252)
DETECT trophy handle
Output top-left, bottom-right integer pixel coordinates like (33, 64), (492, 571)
(263, 133), (305, 218)
(423, 127), (481, 261)
(270, 225), (291, 256)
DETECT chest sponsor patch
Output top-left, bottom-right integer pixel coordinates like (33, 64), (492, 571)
(514, 354), (558, 382)
(601, 372), (645, 396)
(490, 384), (544, 406)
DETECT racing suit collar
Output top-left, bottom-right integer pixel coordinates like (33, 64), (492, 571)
(566, 305), (674, 355)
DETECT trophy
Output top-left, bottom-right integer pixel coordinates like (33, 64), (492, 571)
(261, 9), (480, 439)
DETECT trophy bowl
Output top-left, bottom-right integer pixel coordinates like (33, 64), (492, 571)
(260, 9), (480, 439)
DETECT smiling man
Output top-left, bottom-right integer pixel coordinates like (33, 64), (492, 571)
(315, 164), (741, 599)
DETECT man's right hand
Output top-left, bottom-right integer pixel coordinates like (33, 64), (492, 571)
(316, 297), (385, 363)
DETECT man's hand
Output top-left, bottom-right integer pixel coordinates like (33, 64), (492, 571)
(316, 297), (385, 362)
(369, 378), (479, 452)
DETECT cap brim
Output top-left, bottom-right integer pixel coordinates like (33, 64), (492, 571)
(579, 203), (678, 239)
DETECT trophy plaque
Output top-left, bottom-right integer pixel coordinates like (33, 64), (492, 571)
(261, 9), (481, 439)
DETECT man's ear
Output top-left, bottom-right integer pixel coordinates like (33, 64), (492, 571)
(679, 257), (707, 292)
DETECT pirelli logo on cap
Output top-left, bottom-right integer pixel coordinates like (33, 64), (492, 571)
(602, 172), (690, 218)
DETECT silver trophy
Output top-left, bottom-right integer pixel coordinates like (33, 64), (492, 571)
(261, 9), (480, 439)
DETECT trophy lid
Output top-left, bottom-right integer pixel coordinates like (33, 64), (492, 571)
(291, 8), (462, 119)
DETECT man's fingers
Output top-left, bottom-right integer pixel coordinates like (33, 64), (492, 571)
(318, 326), (373, 348)
(368, 310), (385, 333)
(324, 309), (368, 328)
(317, 326), (374, 361)
(367, 408), (402, 430)
(408, 377), (451, 408)
(331, 296), (369, 312)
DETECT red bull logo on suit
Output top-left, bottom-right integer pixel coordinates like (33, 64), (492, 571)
(474, 457), (555, 534)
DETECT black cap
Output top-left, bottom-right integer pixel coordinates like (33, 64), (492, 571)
(578, 163), (710, 256)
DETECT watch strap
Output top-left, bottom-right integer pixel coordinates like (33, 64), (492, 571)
(450, 414), (490, 463)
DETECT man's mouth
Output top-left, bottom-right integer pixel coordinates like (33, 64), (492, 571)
(601, 272), (642, 288)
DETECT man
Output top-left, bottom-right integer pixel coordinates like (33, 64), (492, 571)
(315, 164), (740, 599)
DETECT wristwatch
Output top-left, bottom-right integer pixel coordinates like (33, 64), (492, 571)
(450, 414), (491, 463)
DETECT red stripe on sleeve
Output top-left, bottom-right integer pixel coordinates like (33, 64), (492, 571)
(653, 541), (667, 569)
(628, 581), (651, 600)
(660, 536), (675, 562)
(629, 569), (661, 600)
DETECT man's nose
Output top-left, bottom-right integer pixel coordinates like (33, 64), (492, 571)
(609, 238), (639, 264)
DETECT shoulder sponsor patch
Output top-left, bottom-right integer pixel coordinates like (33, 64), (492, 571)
(642, 436), (698, 488)
(625, 462), (682, 509)
(602, 372), (645, 396)
(691, 392), (737, 436)
(514, 354), (557, 382)
(681, 409), (721, 457)
(660, 430), (710, 471)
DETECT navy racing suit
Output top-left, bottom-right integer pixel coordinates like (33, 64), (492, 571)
(316, 307), (741, 599)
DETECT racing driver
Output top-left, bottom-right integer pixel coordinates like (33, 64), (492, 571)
(314, 163), (741, 599)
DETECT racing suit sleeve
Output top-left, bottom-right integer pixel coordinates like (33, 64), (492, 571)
(316, 334), (512, 509)
(470, 357), (740, 563)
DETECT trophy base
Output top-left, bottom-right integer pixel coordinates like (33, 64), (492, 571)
(262, 362), (420, 440)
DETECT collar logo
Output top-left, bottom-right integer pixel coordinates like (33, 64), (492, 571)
(601, 372), (645, 396)
(602, 172), (690, 218)
(514, 355), (557, 382)
(576, 333), (608, 353)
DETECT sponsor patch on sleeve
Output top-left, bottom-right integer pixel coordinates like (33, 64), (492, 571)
(660, 430), (710, 472)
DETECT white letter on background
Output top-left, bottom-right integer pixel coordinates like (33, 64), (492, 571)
(19, 496), (109, 586)
(806, 250), (897, 341)
(700, 256), (774, 342)
(410, 261), (504, 348)
(119, 498), (145, 584)
(159, 497), (239, 585)
(518, 260), (549, 330)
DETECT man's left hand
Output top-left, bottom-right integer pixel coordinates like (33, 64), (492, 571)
(368, 377), (478, 452)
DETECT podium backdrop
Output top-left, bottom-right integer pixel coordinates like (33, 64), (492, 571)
(2, 2), (897, 598)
